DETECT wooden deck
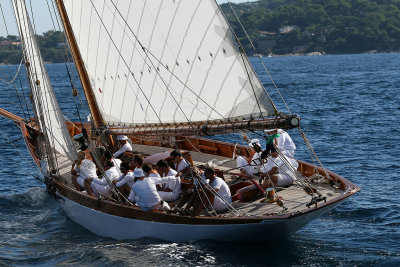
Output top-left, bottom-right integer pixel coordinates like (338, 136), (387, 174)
(54, 143), (342, 217)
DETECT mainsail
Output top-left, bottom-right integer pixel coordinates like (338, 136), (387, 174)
(12, 0), (77, 162)
(61, 0), (278, 127)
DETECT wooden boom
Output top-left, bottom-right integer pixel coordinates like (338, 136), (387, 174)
(108, 115), (300, 136)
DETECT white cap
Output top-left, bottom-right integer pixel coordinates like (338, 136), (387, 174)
(264, 129), (277, 134)
(248, 138), (260, 148)
(117, 135), (128, 141)
(133, 168), (144, 178)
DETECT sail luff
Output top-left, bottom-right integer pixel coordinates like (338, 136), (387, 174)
(55, 0), (104, 128)
(12, 0), (77, 162)
(212, 0), (279, 116)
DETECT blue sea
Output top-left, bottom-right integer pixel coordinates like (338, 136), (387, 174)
(0, 53), (399, 266)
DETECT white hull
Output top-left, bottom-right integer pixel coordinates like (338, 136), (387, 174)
(57, 192), (345, 242)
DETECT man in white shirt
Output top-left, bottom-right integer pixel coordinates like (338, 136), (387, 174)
(236, 138), (263, 178)
(264, 129), (296, 158)
(260, 152), (298, 188)
(113, 162), (134, 197)
(192, 167), (232, 216)
(128, 168), (175, 212)
(87, 160), (121, 198)
(155, 159), (182, 202)
(71, 151), (97, 191)
(113, 135), (133, 158)
(170, 150), (190, 173)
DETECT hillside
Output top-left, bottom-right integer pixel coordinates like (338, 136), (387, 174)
(221, 0), (400, 54)
(1, 1), (400, 63)
(0, 31), (70, 64)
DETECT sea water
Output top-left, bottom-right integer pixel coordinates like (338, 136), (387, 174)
(0, 53), (399, 266)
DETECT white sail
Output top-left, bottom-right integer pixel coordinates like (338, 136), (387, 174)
(62, 0), (277, 126)
(12, 0), (77, 161)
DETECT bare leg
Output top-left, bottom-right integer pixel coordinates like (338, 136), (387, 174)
(118, 184), (131, 198)
(176, 192), (192, 208)
(71, 175), (81, 191)
(84, 179), (94, 196)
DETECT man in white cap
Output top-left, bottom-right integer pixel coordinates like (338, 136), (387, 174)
(236, 138), (263, 178)
(259, 151), (298, 188)
(128, 168), (176, 212)
(264, 129), (296, 158)
(113, 135), (132, 158)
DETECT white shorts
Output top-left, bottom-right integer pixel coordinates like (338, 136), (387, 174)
(213, 198), (231, 212)
(91, 183), (112, 198)
(77, 176), (85, 188)
(158, 191), (180, 202)
(276, 174), (294, 187)
(236, 156), (258, 178)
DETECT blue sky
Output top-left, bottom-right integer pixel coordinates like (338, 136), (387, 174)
(0, 0), (257, 37)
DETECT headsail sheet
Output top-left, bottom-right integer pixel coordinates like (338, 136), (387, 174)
(62, 0), (277, 126)
(12, 0), (77, 161)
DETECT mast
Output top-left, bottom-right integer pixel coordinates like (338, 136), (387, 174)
(54, 0), (103, 128)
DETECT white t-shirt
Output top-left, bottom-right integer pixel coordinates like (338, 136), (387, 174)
(275, 130), (296, 158)
(113, 142), (133, 158)
(175, 158), (189, 172)
(75, 159), (97, 179)
(260, 154), (298, 186)
(116, 171), (135, 188)
(210, 177), (232, 211)
(159, 168), (180, 194)
(92, 166), (120, 186)
(128, 176), (176, 210)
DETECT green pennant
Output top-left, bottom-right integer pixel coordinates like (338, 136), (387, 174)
(266, 133), (280, 144)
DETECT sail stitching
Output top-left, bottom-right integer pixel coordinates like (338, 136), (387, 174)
(108, 0), (193, 125)
(88, 0), (164, 125)
(110, 0), (229, 122)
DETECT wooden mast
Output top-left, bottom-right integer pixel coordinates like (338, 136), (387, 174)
(54, 0), (103, 128)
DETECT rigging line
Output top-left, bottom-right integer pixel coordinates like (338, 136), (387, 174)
(226, 1), (255, 50)
(3, 2), (32, 118)
(191, 169), (240, 216)
(201, 178), (241, 216)
(88, 0), (163, 126)
(104, 0), (128, 123)
(48, 0), (87, 121)
(270, 146), (315, 193)
(0, 3), (30, 118)
(298, 127), (332, 182)
(3, 60), (29, 119)
(0, 2), (9, 35)
(0, 61), (29, 119)
(238, 50), (265, 119)
(14, 1), (60, 171)
(216, 2), (271, 129)
(258, 56), (292, 114)
(193, 180), (217, 216)
(0, 58), (23, 84)
(108, 1), (228, 122)
(226, 2), (291, 114)
(0, 131), (37, 171)
(107, 1), (193, 127)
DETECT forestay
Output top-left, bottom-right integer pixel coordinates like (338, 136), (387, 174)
(12, 0), (77, 161)
(62, 0), (277, 126)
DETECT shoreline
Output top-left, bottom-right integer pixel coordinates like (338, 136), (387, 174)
(1, 51), (400, 65)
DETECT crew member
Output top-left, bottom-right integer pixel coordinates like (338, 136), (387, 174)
(113, 135), (132, 158)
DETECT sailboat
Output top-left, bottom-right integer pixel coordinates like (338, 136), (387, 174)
(0, 0), (359, 242)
